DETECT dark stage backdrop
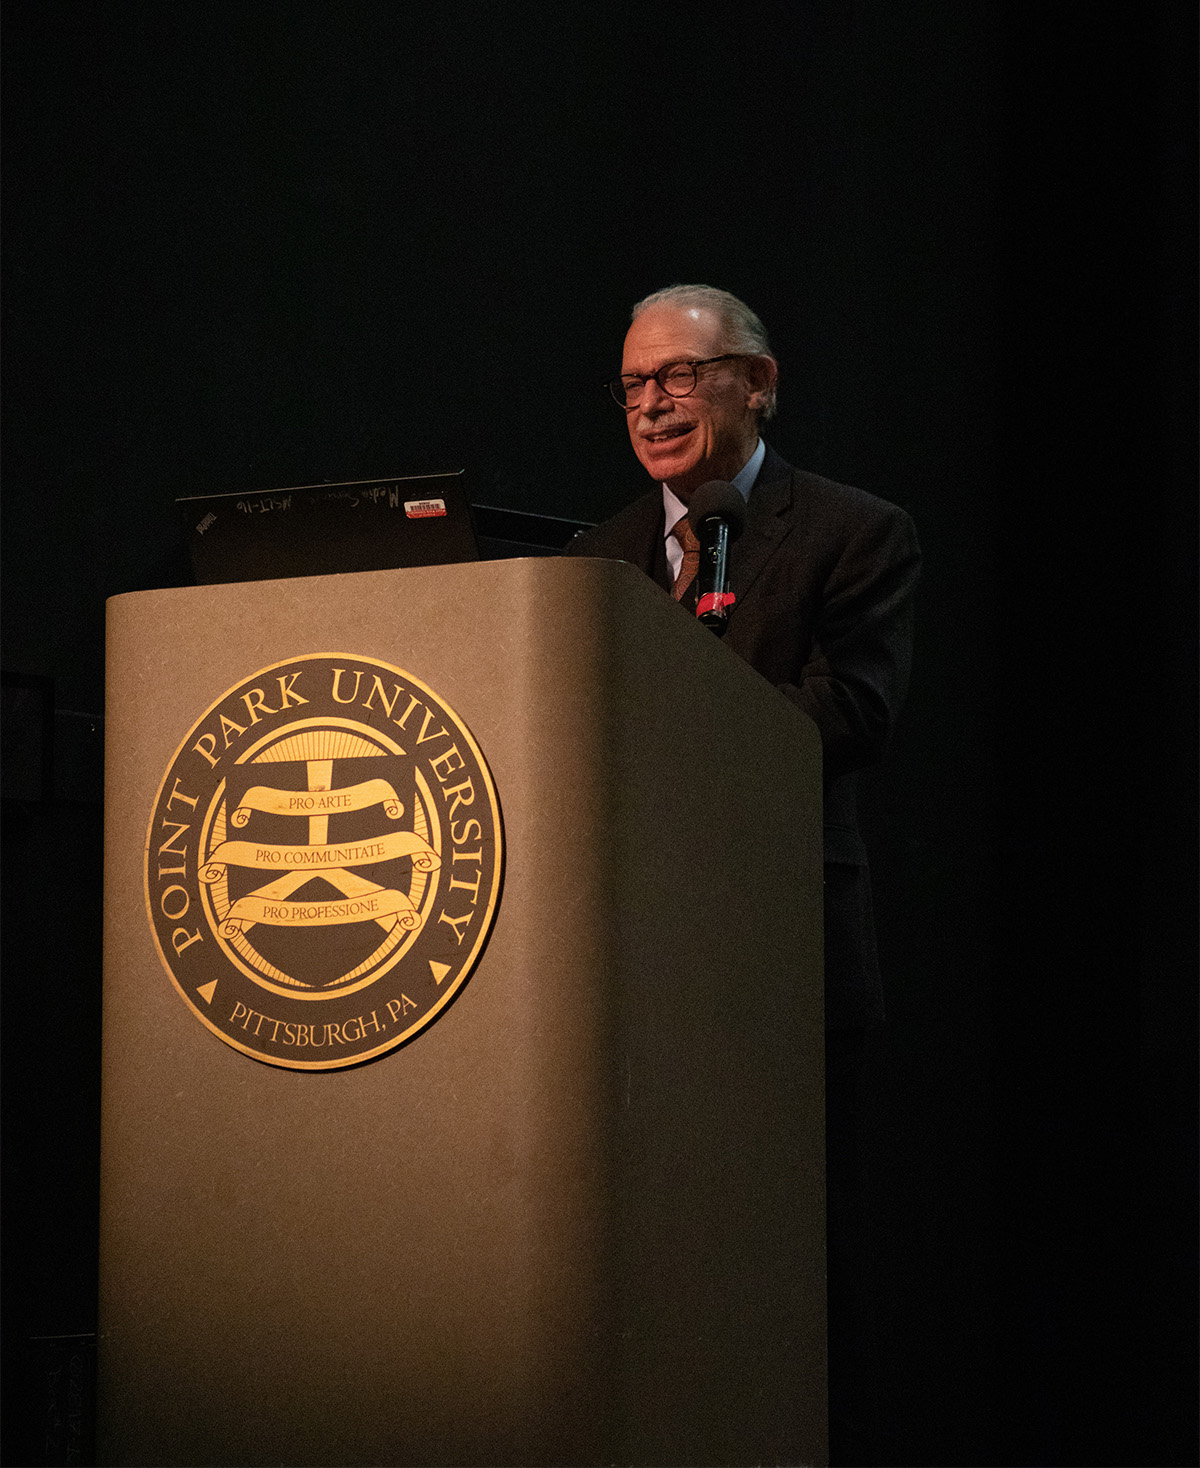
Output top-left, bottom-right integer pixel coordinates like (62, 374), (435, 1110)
(2, 5), (1195, 1466)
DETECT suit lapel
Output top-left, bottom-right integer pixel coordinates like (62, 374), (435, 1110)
(626, 492), (670, 587)
(727, 445), (796, 605)
(650, 508), (673, 593)
(612, 452), (798, 609)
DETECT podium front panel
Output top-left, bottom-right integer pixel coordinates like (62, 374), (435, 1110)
(100, 557), (825, 1466)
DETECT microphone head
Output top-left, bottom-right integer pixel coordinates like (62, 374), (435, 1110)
(688, 480), (746, 540)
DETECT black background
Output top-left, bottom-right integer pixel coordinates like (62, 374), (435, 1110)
(2, 4), (1196, 1465)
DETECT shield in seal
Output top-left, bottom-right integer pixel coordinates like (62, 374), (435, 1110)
(144, 653), (503, 1069)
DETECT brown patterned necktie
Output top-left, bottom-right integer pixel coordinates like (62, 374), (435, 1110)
(671, 514), (700, 601)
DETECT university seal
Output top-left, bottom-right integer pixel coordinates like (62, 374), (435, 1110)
(144, 653), (503, 1069)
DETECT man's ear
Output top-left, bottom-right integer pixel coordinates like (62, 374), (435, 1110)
(745, 354), (779, 412)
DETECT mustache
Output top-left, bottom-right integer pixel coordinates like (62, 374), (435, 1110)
(633, 412), (694, 436)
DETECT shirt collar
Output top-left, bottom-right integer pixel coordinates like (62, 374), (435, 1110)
(662, 437), (765, 535)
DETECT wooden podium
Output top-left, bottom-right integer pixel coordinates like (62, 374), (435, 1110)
(99, 556), (826, 1467)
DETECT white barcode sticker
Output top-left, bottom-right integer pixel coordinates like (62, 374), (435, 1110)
(404, 499), (447, 519)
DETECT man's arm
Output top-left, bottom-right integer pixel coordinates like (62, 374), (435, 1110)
(768, 501), (921, 783)
(562, 488), (662, 573)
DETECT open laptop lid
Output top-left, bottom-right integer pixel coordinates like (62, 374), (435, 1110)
(177, 471), (479, 585)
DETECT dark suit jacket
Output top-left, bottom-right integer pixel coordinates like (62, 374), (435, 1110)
(564, 445), (921, 1027)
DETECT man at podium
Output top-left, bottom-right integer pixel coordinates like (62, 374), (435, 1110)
(567, 282), (921, 1461)
(570, 283), (919, 1027)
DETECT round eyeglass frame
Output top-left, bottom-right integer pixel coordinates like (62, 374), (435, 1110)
(604, 354), (752, 409)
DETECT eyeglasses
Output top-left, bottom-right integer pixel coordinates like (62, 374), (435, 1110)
(605, 354), (752, 409)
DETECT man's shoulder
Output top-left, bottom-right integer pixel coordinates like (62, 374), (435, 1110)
(563, 486), (663, 559)
(762, 449), (910, 521)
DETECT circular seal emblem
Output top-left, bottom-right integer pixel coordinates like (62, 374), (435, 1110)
(144, 653), (503, 1069)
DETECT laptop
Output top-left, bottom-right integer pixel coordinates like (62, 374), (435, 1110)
(177, 471), (480, 585)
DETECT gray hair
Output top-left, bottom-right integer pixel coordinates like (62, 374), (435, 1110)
(631, 284), (778, 420)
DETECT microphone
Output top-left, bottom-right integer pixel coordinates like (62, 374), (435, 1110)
(687, 480), (746, 634)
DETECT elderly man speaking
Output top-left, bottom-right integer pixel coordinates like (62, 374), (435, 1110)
(566, 283), (921, 1462)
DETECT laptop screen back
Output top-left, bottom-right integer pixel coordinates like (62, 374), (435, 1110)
(177, 472), (479, 585)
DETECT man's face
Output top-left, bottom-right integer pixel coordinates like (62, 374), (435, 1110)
(620, 304), (774, 502)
